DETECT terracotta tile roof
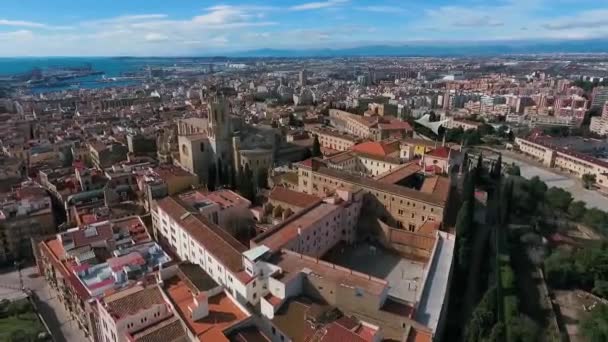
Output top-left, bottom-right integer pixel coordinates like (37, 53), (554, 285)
(417, 221), (441, 235)
(316, 167), (447, 207)
(297, 158), (314, 168)
(131, 316), (188, 342)
(271, 298), (316, 342)
(165, 277), (248, 342)
(255, 202), (340, 253)
(352, 141), (399, 157)
(38, 238), (90, 300)
(62, 222), (114, 249)
(326, 151), (356, 164)
(419, 176), (450, 203)
(407, 327), (433, 342)
(104, 286), (167, 319)
(319, 322), (368, 342)
(378, 120), (413, 131)
(376, 162), (421, 184)
(426, 147), (451, 159)
(156, 196), (247, 275)
(268, 186), (322, 209)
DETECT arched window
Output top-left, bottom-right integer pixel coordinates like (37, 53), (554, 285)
(182, 144), (188, 156)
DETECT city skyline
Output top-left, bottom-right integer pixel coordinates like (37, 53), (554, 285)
(1, 0), (608, 56)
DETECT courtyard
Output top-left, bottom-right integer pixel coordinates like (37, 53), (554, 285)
(323, 241), (425, 303)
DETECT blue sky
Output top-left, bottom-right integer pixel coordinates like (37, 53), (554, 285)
(0, 0), (607, 56)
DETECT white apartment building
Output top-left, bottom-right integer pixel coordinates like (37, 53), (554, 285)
(153, 197), (263, 305)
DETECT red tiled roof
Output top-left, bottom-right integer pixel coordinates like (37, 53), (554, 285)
(298, 158), (313, 168)
(105, 286), (167, 319)
(352, 141), (399, 157)
(156, 197), (247, 275)
(64, 222), (114, 249)
(319, 323), (367, 342)
(165, 278), (248, 342)
(426, 147), (451, 159)
(268, 187), (322, 209)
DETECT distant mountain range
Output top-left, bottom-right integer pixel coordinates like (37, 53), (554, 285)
(225, 39), (608, 57)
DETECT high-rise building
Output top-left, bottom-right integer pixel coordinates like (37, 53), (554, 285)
(299, 69), (307, 86)
(592, 86), (608, 108)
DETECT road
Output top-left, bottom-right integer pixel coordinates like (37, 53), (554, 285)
(0, 265), (88, 342)
(500, 150), (608, 210)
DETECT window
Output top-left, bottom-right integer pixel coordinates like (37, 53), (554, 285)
(200, 143), (205, 152)
(272, 327), (276, 335)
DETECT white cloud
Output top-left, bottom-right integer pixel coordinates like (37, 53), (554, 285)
(426, 6), (504, 27)
(0, 19), (46, 28)
(83, 14), (168, 26)
(543, 9), (608, 30)
(0, 30), (34, 41)
(290, 0), (348, 11)
(144, 33), (168, 42)
(211, 36), (229, 45)
(355, 6), (404, 13)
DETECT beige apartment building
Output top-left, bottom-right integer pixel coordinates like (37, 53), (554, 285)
(310, 127), (360, 151)
(515, 137), (608, 187)
(297, 159), (449, 231)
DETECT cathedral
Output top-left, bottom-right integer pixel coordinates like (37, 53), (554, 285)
(177, 95), (233, 184)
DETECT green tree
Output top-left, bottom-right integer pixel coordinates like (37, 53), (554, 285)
(545, 187), (573, 212)
(463, 171), (475, 205)
(478, 123), (495, 136)
(312, 134), (322, 157)
(581, 303), (608, 342)
(257, 168), (268, 189)
(507, 163), (521, 176)
(8, 329), (30, 342)
(582, 208), (608, 231)
(474, 153), (484, 182)
(217, 158), (224, 186)
(528, 176), (548, 200)
(239, 164), (256, 202)
(464, 286), (497, 342)
(490, 154), (502, 180)
(456, 201), (474, 236)
(458, 237), (472, 270)
(544, 250), (578, 288)
(500, 179), (514, 225)
(568, 201), (587, 221)
(207, 163), (217, 191)
(582, 173), (597, 189)
(510, 315), (540, 342)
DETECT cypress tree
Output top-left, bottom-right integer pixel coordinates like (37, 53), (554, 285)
(207, 163), (217, 191)
(312, 135), (322, 157)
(217, 158), (224, 186)
(491, 154), (502, 180)
(475, 153), (484, 181)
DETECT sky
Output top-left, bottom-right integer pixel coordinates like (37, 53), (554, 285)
(0, 0), (607, 56)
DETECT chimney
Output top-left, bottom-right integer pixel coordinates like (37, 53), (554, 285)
(189, 292), (209, 321)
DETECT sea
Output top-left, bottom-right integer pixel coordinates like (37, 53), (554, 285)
(0, 57), (183, 93)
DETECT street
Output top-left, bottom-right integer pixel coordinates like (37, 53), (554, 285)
(0, 265), (88, 342)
